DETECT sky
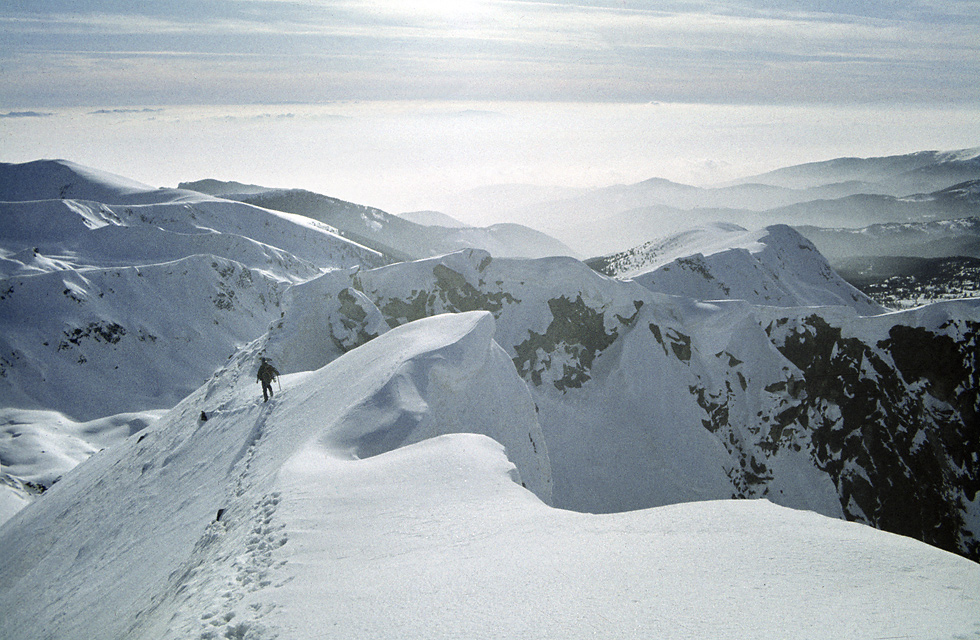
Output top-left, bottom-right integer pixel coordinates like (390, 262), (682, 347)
(2, 0), (980, 217)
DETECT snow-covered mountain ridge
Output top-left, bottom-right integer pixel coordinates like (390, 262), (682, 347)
(344, 249), (978, 559)
(737, 147), (980, 192)
(0, 161), (383, 421)
(798, 215), (980, 262)
(180, 181), (579, 260)
(397, 209), (471, 228)
(586, 223), (884, 315)
(1, 158), (979, 638)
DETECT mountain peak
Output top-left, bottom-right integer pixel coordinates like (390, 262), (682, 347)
(0, 159), (159, 204)
(589, 223), (885, 314)
(736, 146), (980, 191)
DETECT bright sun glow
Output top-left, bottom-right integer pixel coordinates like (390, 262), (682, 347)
(415, 0), (479, 11)
(368, 0), (490, 20)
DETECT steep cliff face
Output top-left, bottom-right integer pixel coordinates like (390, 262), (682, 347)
(766, 310), (979, 559)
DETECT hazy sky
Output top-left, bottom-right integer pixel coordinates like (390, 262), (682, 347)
(2, 0), (979, 216)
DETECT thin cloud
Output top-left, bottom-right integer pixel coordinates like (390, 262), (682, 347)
(88, 108), (164, 115)
(0, 0), (977, 106)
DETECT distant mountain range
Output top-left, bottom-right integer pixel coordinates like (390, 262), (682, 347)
(734, 147), (980, 192)
(178, 181), (579, 260)
(552, 148), (978, 309)
(440, 147), (980, 257)
(398, 209), (471, 228)
(798, 214), (980, 262)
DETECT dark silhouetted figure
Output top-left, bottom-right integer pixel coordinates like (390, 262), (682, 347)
(256, 357), (280, 402)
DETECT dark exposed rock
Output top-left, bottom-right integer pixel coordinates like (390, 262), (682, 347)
(513, 295), (619, 391)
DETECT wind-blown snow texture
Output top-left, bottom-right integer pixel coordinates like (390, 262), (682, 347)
(349, 248), (979, 559)
(2, 159), (979, 638)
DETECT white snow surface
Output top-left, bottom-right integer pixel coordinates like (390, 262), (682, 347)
(0, 162), (386, 422)
(602, 224), (885, 314)
(350, 249), (864, 515)
(0, 159), (161, 204)
(2, 311), (978, 640)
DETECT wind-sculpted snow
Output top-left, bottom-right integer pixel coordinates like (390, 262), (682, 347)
(4, 204), (979, 560)
(343, 248), (980, 558)
(2, 154), (980, 629)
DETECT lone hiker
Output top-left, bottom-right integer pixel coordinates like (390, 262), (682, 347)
(256, 357), (280, 402)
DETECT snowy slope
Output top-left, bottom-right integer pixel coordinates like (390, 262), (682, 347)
(0, 254), (289, 418)
(1, 161), (384, 272)
(0, 160), (384, 419)
(185, 183), (578, 260)
(0, 161), (386, 514)
(1, 311), (977, 640)
(0, 311), (550, 639)
(0, 159), (163, 204)
(589, 224), (885, 314)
